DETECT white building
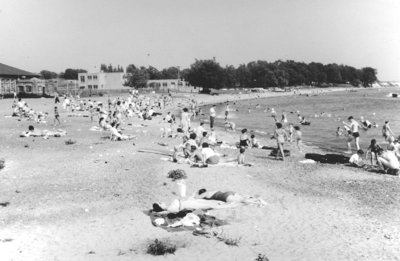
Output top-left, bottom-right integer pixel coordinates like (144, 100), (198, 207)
(78, 72), (125, 91)
(146, 79), (199, 92)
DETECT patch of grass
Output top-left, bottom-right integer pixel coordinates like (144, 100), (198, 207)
(215, 232), (241, 247)
(255, 253), (270, 261)
(146, 239), (177, 256)
(65, 139), (76, 145)
(167, 169), (187, 181)
(0, 159), (5, 170)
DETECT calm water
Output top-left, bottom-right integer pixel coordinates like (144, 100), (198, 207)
(200, 88), (400, 153)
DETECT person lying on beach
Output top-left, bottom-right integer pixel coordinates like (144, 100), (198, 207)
(152, 198), (238, 213)
(193, 189), (266, 205)
(349, 149), (365, 167)
(20, 125), (66, 138)
(224, 120), (236, 131)
(376, 148), (400, 175)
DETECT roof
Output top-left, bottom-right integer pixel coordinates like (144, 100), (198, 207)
(0, 63), (40, 77)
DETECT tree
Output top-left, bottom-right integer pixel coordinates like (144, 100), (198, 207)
(361, 67), (377, 87)
(185, 59), (225, 91)
(161, 67), (180, 79)
(236, 64), (251, 87)
(223, 65), (237, 88)
(61, 68), (87, 80)
(40, 70), (58, 79)
(147, 66), (162, 80)
(125, 65), (149, 88)
(325, 63), (342, 84)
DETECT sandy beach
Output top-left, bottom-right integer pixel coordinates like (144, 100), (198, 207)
(0, 87), (399, 261)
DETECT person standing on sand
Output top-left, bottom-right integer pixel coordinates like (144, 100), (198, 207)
(274, 122), (288, 161)
(209, 105), (216, 129)
(382, 120), (394, 141)
(180, 108), (190, 134)
(343, 116), (360, 153)
(53, 106), (61, 126)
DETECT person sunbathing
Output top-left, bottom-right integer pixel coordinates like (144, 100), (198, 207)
(20, 125), (66, 138)
(193, 188), (266, 205)
(152, 198), (237, 213)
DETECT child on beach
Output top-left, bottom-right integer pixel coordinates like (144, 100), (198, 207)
(238, 148), (246, 164)
(239, 129), (250, 148)
(274, 122), (288, 161)
(288, 123), (295, 142)
(224, 120), (236, 131)
(236, 148), (253, 166)
(366, 139), (381, 166)
(349, 149), (364, 167)
(54, 106), (60, 126)
(250, 134), (262, 148)
(294, 126), (302, 152)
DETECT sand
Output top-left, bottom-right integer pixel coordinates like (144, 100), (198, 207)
(0, 88), (399, 261)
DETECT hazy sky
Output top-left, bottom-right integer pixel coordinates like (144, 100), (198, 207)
(0, 0), (399, 80)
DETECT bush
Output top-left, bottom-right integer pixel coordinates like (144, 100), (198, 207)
(65, 139), (76, 145)
(255, 254), (269, 261)
(146, 239), (176, 256)
(0, 93), (53, 99)
(167, 169), (187, 181)
(0, 158), (5, 170)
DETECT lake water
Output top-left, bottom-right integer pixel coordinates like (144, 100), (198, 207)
(200, 88), (400, 153)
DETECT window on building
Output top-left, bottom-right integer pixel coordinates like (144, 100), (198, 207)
(88, 76), (92, 80)
(80, 86), (85, 89)
(93, 75), (98, 80)
(94, 85), (98, 89)
(88, 85), (92, 89)
(171, 82), (175, 85)
(178, 81), (183, 86)
(80, 76), (85, 83)
(163, 82), (168, 87)
(25, 85), (32, 92)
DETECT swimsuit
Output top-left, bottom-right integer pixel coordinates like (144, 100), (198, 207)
(209, 191), (235, 202)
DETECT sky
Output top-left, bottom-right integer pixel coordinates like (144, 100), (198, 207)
(0, 0), (399, 80)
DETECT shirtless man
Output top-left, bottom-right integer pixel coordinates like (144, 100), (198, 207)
(343, 116), (360, 152)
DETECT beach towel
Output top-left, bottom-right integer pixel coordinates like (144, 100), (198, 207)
(145, 209), (228, 232)
(305, 153), (349, 164)
(269, 149), (290, 157)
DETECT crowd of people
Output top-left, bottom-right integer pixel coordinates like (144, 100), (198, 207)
(339, 116), (399, 175)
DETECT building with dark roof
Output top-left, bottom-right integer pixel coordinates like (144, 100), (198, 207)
(0, 63), (40, 95)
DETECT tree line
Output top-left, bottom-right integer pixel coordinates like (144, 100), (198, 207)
(39, 60), (378, 90)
